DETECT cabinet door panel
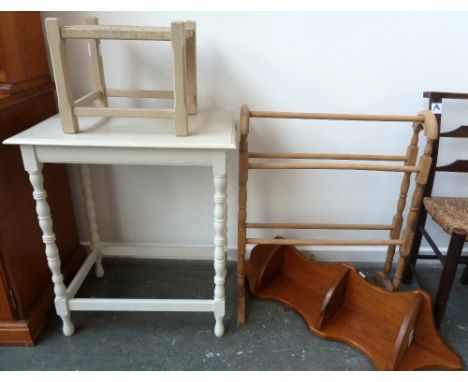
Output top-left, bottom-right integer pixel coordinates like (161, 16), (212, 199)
(0, 12), (49, 83)
(0, 88), (56, 318)
(0, 262), (15, 320)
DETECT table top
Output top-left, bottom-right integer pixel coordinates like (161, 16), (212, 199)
(3, 111), (237, 150)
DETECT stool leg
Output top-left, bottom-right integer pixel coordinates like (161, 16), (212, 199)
(24, 155), (74, 336)
(433, 228), (466, 327)
(80, 164), (104, 278)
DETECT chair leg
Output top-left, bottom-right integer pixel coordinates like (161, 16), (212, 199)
(433, 228), (466, 327)
(460, 264), (468, 285)
(403, 222), (425, 284)
(403, 205), (429, 284)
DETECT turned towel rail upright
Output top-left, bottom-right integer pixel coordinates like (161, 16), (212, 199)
(237, 105), (438, 324)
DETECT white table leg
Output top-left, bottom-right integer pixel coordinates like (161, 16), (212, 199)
(21, 146), (74, 336)
(79, 164), (104, 277)
(224, 188), (229, 277)
(213, 153), (227, 337)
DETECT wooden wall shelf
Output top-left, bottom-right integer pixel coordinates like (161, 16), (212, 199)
(245, 242), (463, 371)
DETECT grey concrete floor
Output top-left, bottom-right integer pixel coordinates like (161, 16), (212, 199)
(0, 258), (467, 370)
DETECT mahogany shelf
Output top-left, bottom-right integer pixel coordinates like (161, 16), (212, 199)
(245, 242), (463, 371)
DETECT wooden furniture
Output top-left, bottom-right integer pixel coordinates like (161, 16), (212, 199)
(44, 17), (197, 136)
(403, 91), (468, 326)
(3, 111), (236, 337)
(245, 242), (462, 370)
(237, 105), (438, 324)
(0, 11), (85, 346)
(0, 12), (51, 96)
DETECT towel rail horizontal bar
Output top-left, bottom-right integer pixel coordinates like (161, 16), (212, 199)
(249, 111), (425, 122)
(246, 238), (403, 246)
(248, 152), (407, 162)
(246, 223), (393, 230)
(248, 162), (420, 172)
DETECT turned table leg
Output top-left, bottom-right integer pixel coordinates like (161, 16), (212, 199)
(213, 154), (227, 337)
(224, 187), (229, 276)
(80, 164), (104, 277)
(21, 146), (74, 336)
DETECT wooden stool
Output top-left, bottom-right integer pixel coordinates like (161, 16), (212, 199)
(44, 17), (197, 136)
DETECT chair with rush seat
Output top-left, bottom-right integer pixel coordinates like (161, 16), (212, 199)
(403, 91), (468, 326)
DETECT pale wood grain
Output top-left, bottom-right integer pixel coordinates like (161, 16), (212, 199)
(185, 20), (197, 115)
(44, 18), (198, 136)
(249, 152), (407, 161)
(250, 110), (425, 122)
(249, 162), (419, 172)
(61, 24), (194, 41)
(105, 88), (174, 99)
(383, 124), (421, 275)
(247, 223), (393, 230)
(73, 90), (102, 107)
(171, 21), (188, 136)
(246, 238), (403, 246)
(74, 106), (174, 118)
(44, 18), (78, 133)
(236, 106), (439, 313)
(85, 17), (107, 107)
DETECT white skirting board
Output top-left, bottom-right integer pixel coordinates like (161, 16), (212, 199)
(90, 242), (459, 263)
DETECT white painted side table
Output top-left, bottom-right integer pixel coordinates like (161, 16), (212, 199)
(3, 111), (236, 337)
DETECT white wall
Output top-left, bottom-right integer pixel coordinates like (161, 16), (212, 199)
(40, 11), (468, 261)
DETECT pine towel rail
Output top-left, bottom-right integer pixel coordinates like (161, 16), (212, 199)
(249, 110), (425, 122)
(237, 104), (438, 325)
(248, 162), (419, 172)
(246, 238), (403, 246)
(248, 152), (408, 161)
(246, 223), (393, 230)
